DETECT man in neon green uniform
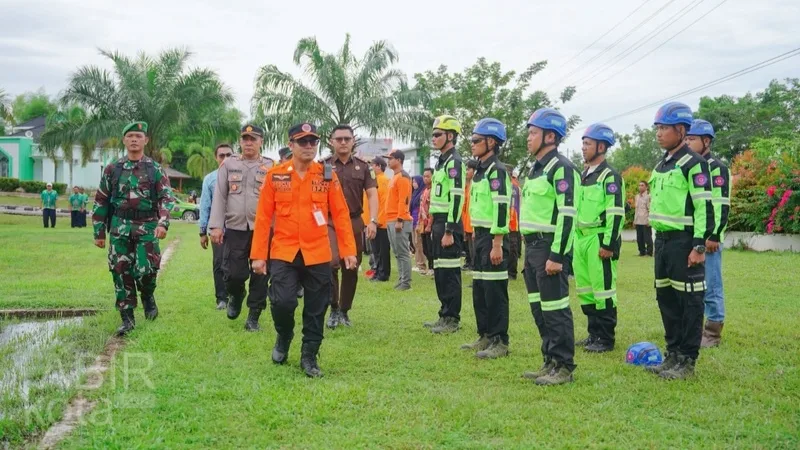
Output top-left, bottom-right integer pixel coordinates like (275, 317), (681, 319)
(519, 108), (581, 386)
(574, 123), (625, 353)
(459, 118), (511, 359)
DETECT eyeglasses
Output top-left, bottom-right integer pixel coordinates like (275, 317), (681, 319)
(293, 137), (320, 147)
(333, 137), (353, 143)
(470, 137), (485, 144)
(218, 152), (233, 158)
(432, 132), (444, 138)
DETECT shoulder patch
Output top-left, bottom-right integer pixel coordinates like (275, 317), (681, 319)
(606, 182), (619, 194)
(714, 175), (725, 187)
(448, 167), (458, 178)
(490, 178), (502, 191)
(693, 173), (709, 188)
(557, 179), (569, 193)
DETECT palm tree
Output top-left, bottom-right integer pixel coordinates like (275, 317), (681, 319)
(252, 34), (428, 146)
(186, 146), (216, 178)
(54, 48), (233, 162)
(40, 106), (87, 187)
(0, 88), (10, 121)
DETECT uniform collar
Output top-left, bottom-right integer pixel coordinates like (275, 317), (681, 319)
(333, 154), (354, 165)
(478, 154), (497, 169)
(534, 148), (559, 169)
(439, 147), (456, 162)
(584, 160), (608, 175)
(664, 144), (689, 162)
(703, 151), (714, 161)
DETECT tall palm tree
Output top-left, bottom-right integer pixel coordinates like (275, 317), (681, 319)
(186, 146), (216, 178)
(40, 106), (87, 187)
(53, 48), (233, 162)
(252, 34), (429, 146)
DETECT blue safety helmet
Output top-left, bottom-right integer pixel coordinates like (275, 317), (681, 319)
(473, 118), (507, 144)
(527, 108), (568, 139)
(625, 342), (663, 367)
(582, 123), (616, 147)
(654, 102), (694, 127)
(687, 119), (716, 139)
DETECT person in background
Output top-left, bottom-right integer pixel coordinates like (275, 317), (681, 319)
(199, 143), (234, 310)
(411, 174), (427, 273)
(462, 160), (477, 271)
(79, 187), (89, 227)
(41, 182), (58, 228)
(278, 146), (292, 164)
(634, 181), (653, 257)
(384, 150), (413, 291)
(419, 168), (435, 276)
(69, 186), (82, 228)
(369, 156), (391, 282)
(507, 167), (522, 280)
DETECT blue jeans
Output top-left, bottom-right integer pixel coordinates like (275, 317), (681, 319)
(704, 243), (725, 322)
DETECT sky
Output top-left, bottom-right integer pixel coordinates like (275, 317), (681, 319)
(2, 0), (798, 161)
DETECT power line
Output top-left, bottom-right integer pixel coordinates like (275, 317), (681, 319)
(544, 0), (650, 82)
(598, 47), (800, 123)
(548, 0), (679, 91)
(572, 0), (706, 88)
(584, 0), (730, 95)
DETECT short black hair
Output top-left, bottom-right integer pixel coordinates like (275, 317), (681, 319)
(372, 156), (387, 171)
(331, 124), (354, 136)
(215, 143), (232, 156)
(423, 168), (434, 175)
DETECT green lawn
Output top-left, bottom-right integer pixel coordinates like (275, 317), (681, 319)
(0, 194), (72, 210)
(1, 214), (799, 448)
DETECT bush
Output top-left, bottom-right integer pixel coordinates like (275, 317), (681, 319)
(621, 166), (651, 228)
(0, 177), (20, 192)
(14, 180), (68, 195)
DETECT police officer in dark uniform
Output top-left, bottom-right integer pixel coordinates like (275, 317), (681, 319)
(209, 124), (275, 331)
(323, 124), (379, 328)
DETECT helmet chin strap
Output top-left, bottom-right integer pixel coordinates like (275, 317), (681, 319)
(665, 125), (686, 152)
(476, 138), (492, 159)
(585, 143), (602, 164)
(533, 132), (551, 157)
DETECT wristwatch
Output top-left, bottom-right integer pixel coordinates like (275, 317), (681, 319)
(370, 218), (378, 225)
(693, 245), (706, 254)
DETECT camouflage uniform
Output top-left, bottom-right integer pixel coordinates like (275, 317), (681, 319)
(93, 156), (175, 310)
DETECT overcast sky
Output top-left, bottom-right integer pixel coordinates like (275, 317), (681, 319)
(2, 0), (798, 158)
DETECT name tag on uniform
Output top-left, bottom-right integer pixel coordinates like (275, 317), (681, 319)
(312, 205), (327, 226)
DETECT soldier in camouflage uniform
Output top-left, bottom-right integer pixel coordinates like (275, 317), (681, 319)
(93, 121), (175, 336)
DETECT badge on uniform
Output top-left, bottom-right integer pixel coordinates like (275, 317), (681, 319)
(355, 165), (360, 171)
(557, 180), (569, 193)
(693, 173), (709, 188)
(312, 205), (327, 226)
(448, 168), (458, 178)
(606, 183), (619, 194)
(714, 176), (725, 187)
(490, 178), (501, 191)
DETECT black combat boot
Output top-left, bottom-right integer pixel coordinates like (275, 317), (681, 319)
(326, 309), (340, 329)
(272, 333), (293, 364)
(244, 309), (262, 332)
(141, 295), (158, 320)
(227, 293), (245, 320)
(300, 342), (323, 378)
(116, 309), (135, 336)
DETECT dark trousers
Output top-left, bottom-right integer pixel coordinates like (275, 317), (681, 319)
(373, 227), (391, 281)
(422, 232), (434, 270)
(655, 231), (705, 360)
(222, 229), (268, 310)
(43, 208), (56, 228)
(432, 215), (463, 320)
(269, 251), (330, 344)
(472, 229), (510, 344)
(523, 234), (575, 371)
(70, 210), (80, 228)
(329, 217), (364, 312)
(636, 225), (653, 255)
(463, 232), (474, 268)
(211, 242), (227, 304)
(508, 231), (521, 279)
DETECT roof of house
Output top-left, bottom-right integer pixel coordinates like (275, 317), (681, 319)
(9, 116), (46, 140)
(164, 167), (192, 180)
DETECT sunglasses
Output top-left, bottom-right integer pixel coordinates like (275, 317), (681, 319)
(294, 137), (320, 147)
(333, 137), (353, 143)
(470, 137), (485, 144)
(432, 132), (444, 138)
(218, 152), (233, 158)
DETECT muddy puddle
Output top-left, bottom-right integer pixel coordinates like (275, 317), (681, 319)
(0, 317), (88, 420)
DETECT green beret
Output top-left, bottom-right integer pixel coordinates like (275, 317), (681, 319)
(122, 121), (148, 136)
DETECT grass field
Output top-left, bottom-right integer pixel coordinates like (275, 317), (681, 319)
(0, 194), (72, 210)
(1, 214), (799, 448)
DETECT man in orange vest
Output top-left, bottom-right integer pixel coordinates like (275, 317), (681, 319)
(251, 122), (356, 378)
(462, 160), (477, 271)
(507, 168), (522, 280)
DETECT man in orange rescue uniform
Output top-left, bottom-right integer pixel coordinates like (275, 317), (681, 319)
(251, 122), (356, 378)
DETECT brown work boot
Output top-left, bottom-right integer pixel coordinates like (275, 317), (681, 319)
(700, 320), (723, 348)
(645, 352), (678, 375)
(475, 337), (509, 359)
(534, 365), (574, 386)
(522, 359), (556, 380)
(423, 317), (443, 329)
(431, 317), (460, 334)
(460, 335), (491, 351)
(659, 355), (696, 380)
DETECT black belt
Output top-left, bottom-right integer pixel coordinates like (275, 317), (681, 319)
(524, 232), (554, 243)
(115, 209), (157, 220)
(655, 230), (692, 240)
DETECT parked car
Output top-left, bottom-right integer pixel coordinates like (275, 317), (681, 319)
(171, 198), (199, 221)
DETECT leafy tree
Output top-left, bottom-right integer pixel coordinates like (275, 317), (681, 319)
(413, 57), (579, 168)
(696, 78), (800, 161)
(186, 146), (216, 178)
(252, 33), (428, 147)
(10, 89), (57, 124)
(609, 125), (662, 171)
(55, 48), (233, 162)
(0, 88), (11, 133)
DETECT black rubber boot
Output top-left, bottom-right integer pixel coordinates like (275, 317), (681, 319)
(227, 293), (244, 320)
(142, 295), (158, 321)
(300, 342), (323, 378)
(272, 334), (293, 364)
(244, 309), (262, 332)
(116, 309), (135, 336)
